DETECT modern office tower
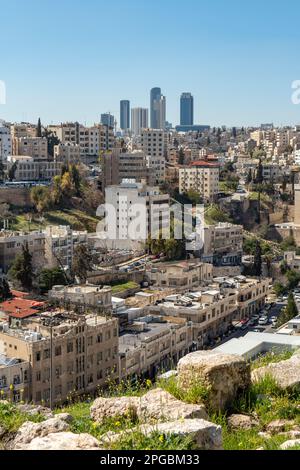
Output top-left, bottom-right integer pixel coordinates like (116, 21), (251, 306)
(141, 128), (166, 183)
(150, 87), (166, 129)
(101, 113), (115, 128)
(120, 100), (130, 131)
(131, 107), (149, 135)
(180, 92), (194, 126)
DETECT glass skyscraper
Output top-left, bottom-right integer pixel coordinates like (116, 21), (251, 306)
(180, 92), (194, 126)
(120, 100), (130, 130)
(150, 87), (166, 129)
(101, 113), (115, 128)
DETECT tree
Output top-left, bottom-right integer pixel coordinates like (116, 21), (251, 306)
(72, 245), (94, 282)
(255, 159), (264, 185)
(178, 148), (185, 165)
(38, 268), (67, 294)
(9, 243), (34, 291)
(0, 162), (5, 182)
(31, 186), (51, 214)
(43, 129), (60, 158)
(8, 162), (17, 181)
(252, 240), (262, 276)
(70, 164), (81, 196)
(0, 278), (12, 301)
(286, 269), (300, 291)
(37, 118), (42, 138)
(278, 293), (298, 326)
(246, 169), (252, 185)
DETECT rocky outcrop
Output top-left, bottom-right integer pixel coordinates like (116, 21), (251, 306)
(280, 439), (300, 450)
(252, 353), (300, 391)
(16, 404), (54, 419)
(21, 432), (101, 451)
(101, 418), (223, 450)
(177, 351), (251, 412)
(266, 419), (295, 434)
(90, 388), (208, 424)
(227, 414), (259, 431)
(12, 414), (73, 449)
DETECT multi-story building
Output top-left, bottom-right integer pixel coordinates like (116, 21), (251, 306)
(131, 108), (149, 136)
(147, 260), (213, 289)
(10, 123), (37, 139)
(150, 87), (164, 130)
(0, 122), (11, 163)
(53, 143), (80, 164)
(141, 129), (166, 183)
(44, 225), (88, 270)
(0, 230), (46, 273)
(201, 223), (243, 266)
(119, 315), (193, 380)
(7, 156), (62, 181)
(13, 137), (48, 159)
(0, 354), (30, 403)
(101, 113), (115, 128)
(120, 100), (130, 131)
(104, 179), (170, 250)
(0, 310), (119, 405)
(101, 149), (150, 189)
(48, 284), (112, 312)
(180, 92), (194, 126)
(179, 161), (220, 202)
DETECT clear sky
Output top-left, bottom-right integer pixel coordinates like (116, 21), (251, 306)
(1, 0), (300, 127)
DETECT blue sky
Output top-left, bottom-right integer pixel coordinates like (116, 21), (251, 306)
(1, 0), (300, 127)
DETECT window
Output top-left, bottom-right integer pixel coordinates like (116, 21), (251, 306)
(97, 334), (103, 344)
(55, 346), (62, 357)
(55, 366), (62, 379)
(36, 371), (41, 382)
(44, 349), (50, 359)
(36, 351), (41, 362)
(97, 370), (103, 380)
(87, 336), (93, 346)
(67, 342), (73, 353)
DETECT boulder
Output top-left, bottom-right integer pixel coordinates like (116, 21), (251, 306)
(227, 414), (259, 431)
(101, 418), (223, 450)
(266, 419), (294, 434)
(21, 432), (100, 451)
(12, 414), (72, 449)
(252, 354), (300, 391)
(16, 404), (54, 419)
(0, 426), (5, 439)
(90, 388), (207, 424)
(177, 351), (251, 412)
(280, 439), (300, 450)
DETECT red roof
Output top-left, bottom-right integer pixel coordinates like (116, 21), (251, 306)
(191, 160), (220, 168)
(0, 298), (45, 319)
(11, 290), (29, 299)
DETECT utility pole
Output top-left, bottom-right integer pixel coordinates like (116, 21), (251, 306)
(49, 324), (53, 410)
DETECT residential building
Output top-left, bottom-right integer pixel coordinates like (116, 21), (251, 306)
(131, 108), (149, 136)
(0, 354), (30, 403)
(44, 225), (88, 270)
(0, 310), (119, 405)
(6, 156), (62, 181)
(150, 87), (162, 129)
(180, 92), (194, 126)
(0, 122), (11, 163)
(141, 129), (166, 183)
(101, 149), (150, 189)
(201, 223), (243, 266)
(53, 143), (81, 164)
(13, 137), (48, 159)
(0, 230), (45, 273)
(120, 100), (130, 131)
(179, 161), (220, 202)
(147, 260), (213, 289)
(48, 285), (112, 312)
(10, 123), (37, 139)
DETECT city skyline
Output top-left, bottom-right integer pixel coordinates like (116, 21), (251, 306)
(1, 0), (300, 126)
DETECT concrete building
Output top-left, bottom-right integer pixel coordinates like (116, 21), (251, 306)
(0, 354), (30, 403)
(180, 93), (194, 126)
(0, 310), (119, 405)
(131, 108), (149, 136)
(48, 285), (112, 312)
(119, 315), (193, 380)
(147, 260), (213, 289)
(13, 137), (48, 160)
(101, 148), (150, 189)
(53, 143), (81, 164)
(10, 123), (37, 139)
(44, 225), (88, 270)
(0, 122), (11, 163)
(0, 230), (46, 273)
(201, 223), (243, 266)
(141, 129), (166, 183)
(104, 179), (170, 250)
(179, 161), (220, 202)
(7, 156), (62, 181)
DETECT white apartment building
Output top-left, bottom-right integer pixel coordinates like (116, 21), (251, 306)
(10, 123), (37, 139)
(48, 284), (112, 312)
(179, 161), (220, 202)
(131, 108), (149, 136)
(104, 179), (170, 250)
(54, 143), (81, 164)
(141, 129), (167, 183)
(201, 223), (243, 266)
(0, 123), (11, 163)
(12, 137), (48, 160)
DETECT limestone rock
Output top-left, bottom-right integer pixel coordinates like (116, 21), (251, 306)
(266, 419), (294, 434)
(227, 414), (259, 431)
(22, 432), (100, 451)
(101, 418), (223, 450)
(177, 351), (251, 412)
(12, 414), (72, 449)
(280, 439), (300, 450)
(90, 388), (207, 424)
(0, 426), (5, 439)
(16, 404), (54, 419)
(252, 354), (300, 391)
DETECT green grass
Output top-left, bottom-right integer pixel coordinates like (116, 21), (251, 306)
(251, 350), (294, 371)
(0, 401), (45, 435)
(110, 281), (139, 294)
(107, 430), (195, 451)
(10, 209), (100, 232)
(157, 375), (210, 407)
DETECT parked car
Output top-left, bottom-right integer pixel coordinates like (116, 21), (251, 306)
(258, 317), (268, 326)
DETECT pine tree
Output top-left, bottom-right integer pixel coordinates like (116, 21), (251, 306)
(9, 243), (34, 291)
(37, 118), (42, 137)
(253, 240), (262, 277)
